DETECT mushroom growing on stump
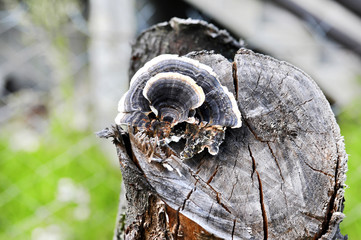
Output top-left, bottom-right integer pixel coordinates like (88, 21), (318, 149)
(104, 18), (347, 240)
(115, 54), (242, 159)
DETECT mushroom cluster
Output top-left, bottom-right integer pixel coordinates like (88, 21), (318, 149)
(116, 54), (242, 159)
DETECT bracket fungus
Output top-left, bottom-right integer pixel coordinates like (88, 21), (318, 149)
(116, 54), (242, 159)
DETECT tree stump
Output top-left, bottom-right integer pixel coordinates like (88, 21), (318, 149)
(100, 18), (347, 239)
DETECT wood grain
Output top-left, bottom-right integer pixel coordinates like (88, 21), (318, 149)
(105, 18), (347, 239)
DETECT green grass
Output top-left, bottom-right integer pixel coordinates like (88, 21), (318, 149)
(0, 2), (122, 237)
(0, 118), (121, 239)
(339, 102), (361, 238)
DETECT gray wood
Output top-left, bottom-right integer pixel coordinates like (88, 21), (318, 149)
(129, 18), (242, 78)
(101, 18), (347, 239)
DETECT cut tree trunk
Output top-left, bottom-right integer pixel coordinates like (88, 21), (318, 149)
(99, 18), (347, 240)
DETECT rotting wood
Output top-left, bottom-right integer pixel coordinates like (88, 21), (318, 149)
(99, 18), (348, 239)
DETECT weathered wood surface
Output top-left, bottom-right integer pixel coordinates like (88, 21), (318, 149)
(105, 18), (347, 239)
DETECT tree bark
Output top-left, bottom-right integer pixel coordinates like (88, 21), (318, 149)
(100, 18), (347, 240)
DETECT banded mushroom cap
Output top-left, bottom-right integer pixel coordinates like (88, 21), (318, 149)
(115, 54), (241, 128)
(115, 111), (150, 128)
(143, 72), (205, 126)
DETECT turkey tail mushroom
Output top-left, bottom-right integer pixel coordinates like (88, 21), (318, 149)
(115, 54), (242, 159)
(143, 72), (205, 126)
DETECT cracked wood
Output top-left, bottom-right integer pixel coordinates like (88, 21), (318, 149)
(109, 18), (347, 240)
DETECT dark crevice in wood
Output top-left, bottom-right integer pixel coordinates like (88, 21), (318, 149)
(248, 145), (268, 240)
(146, 200), (151, 227)
(249, 145), (256, 180)
(228, 177), (238, 201)
(303, 160), (334, 178)
(207, 203), (214, 222)
(115, 146), (126, 169)
(243, 116), (271, 143)
(120, 127), (134, 159)
(131, 153), (148, 179)
(293, 98), (314, 114)
(128, 132), (147, 172)
(266, 142), (285, 181)
(251, 155), (256, 180)
(277, 71), (290, 86)
(102, 126), (134, 169)
(243, 74), (270, 110)
(180, 173), (199, 212)
(254, 73), (262, 93)
(315, 144), (341, 239)
(217, 192), (232, 214)
(232, 153), (239, 170)
(232, 61), (239, 100)
(196, 154), (207, 174)
(256, 171), (268, 240)
(231, 219), (236, 240)
(206, 180), (232, 214)
(300, 211), (324, 222)
(280, 183), (290, 213)
(181, 189), (194, 211)
(189, 168), (233, 215)
(175, 207), (181, 240)
(206, 165), (220, 184)
(298, 98), (314, 107)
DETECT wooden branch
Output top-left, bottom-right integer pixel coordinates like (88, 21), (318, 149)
(334, 0), (361, 18)
(102, 18), (347, 239)
(271, 0), (361, 58)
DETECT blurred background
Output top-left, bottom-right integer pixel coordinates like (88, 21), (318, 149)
(0, 0), (360, 239)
